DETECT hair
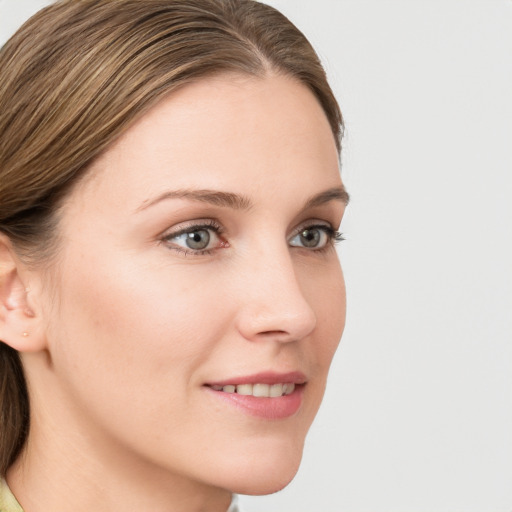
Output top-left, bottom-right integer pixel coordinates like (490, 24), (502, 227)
(0, 0), (343, 476)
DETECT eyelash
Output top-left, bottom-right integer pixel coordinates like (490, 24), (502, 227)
(160, 220), (344, 256)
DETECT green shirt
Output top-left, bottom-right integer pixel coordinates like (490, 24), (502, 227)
(0, 480), (23, 512)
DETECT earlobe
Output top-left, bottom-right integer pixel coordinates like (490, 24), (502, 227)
(0, 235), (46, 352)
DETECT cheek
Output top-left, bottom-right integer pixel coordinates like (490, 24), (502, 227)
(47, 250), (227, 410)
(303, 259), (346, 362)
(289, 259), (345, 431)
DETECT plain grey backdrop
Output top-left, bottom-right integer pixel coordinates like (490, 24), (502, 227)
(1, 1), (511, 511)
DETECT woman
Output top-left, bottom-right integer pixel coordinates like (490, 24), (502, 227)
(0, 1), (348, 510)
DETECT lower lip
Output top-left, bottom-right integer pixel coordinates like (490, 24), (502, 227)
(204, 385), (304, 420)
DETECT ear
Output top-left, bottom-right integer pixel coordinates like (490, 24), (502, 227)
(0, 234), (46, 352)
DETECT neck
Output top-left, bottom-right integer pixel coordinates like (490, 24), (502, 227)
(8, 434), (232, 512)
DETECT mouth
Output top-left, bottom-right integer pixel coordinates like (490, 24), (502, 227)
(204, 371), (306, 419)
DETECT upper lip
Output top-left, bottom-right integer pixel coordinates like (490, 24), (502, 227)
(205, 371), (307, 387)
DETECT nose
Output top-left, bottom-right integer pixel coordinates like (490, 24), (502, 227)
(234, 246), (317, 344)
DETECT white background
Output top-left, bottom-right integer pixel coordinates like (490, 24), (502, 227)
(1, 1), (511, 511)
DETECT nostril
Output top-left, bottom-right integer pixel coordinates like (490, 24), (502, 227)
(251, 329), (300, 344)
(259, 330), (287, 336)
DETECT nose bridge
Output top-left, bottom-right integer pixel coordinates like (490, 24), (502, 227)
(235, 241), (317, 342)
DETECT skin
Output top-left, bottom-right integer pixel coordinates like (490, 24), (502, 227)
(2, 73), (347, 512)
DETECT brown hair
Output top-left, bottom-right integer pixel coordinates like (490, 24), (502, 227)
(0, 0), (343, 475)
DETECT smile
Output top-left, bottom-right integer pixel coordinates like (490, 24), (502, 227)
(208, 383), (296, 397)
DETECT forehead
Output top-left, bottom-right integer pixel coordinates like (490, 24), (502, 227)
(69, 73), (342, 212)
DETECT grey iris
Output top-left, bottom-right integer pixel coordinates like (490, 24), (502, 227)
(300, 228), (320, 248)
(186, 230), (210, 250)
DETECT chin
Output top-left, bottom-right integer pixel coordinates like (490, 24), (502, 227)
(218, 438), (305, 496)
(228, 465), (302, 496)
(232, 471), (299, 496)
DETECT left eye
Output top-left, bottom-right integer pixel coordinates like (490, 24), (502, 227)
(289, 226), (332, 249)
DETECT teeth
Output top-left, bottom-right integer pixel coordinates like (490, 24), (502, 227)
(253, 383), (270, 397)
(270, 383), (283, 397)
(212, 383), (296, 397)
(236, 384), (253, 396)
(283, 383), (295, 395)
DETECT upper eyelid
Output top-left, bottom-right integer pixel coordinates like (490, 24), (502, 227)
(161, 219), (336, 237)
(290, 220), (335, 236)
(161, 219), (222, 238)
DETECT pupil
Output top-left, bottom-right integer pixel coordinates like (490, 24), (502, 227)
(186, 230), (210, 250)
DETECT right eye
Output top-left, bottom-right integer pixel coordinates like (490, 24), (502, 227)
(162, 221), (226, 255)
(172, 228), (212, 250)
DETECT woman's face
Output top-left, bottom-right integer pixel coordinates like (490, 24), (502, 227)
(36, 73), (347, 494)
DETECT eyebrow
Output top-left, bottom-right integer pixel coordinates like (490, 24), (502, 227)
(136, 185), (349, 213)
(304, 186), (350, 208)
(136, 189), (252, 212)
